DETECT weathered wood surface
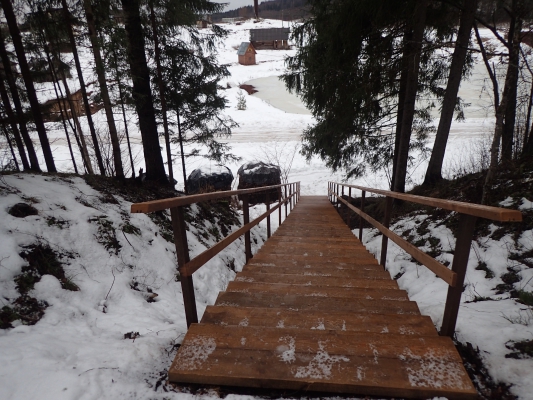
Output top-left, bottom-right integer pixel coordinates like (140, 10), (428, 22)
(169, 196), (477, 399)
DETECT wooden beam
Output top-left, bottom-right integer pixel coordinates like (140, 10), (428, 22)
(332, 183), (522, 222)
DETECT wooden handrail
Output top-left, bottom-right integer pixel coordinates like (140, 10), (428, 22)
(131, 183), (290, 213)
(130, 182), (301, 328)
(328, 181), (522, 337)
(337, 183), (522, 222)
(333, 193), (457, 286)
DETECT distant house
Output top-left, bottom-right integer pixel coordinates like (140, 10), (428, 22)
(250, 28), (290, 49)
(237, 42), (256, 65)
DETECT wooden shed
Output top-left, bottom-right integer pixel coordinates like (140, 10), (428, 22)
(250, 28), (290, 49)
(237, 42), (257, 65)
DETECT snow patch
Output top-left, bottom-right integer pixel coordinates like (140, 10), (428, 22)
(277, 336), (296, 363)
(175, 336), (216, 370)
(294, 341), (349, 380)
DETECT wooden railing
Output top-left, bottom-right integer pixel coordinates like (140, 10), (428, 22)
(131, 182), (301, 327)
(328, 181), (522, 337)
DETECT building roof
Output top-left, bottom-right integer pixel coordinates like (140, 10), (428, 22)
(250, 28), (290, 42)
(237, 42), (256, 56)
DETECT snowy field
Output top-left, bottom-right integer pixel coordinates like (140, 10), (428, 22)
(1, 19), (532, 400)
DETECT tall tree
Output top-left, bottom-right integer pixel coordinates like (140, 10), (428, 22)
(121, 0), (167, 182)
(83, 0), (124, 178)
(60, 0), (106, 175)
(0, 29), (40, 171)
(423, 0), (478, 186)
(1, 0), (56, 172)
(392, 0), (428, 193)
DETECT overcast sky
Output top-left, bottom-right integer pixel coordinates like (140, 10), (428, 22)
(213, 0), (255, 12)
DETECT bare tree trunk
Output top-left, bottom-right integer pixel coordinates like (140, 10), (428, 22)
(423, 0), (477, 185)
(254, 0), (259, 19)
(177, 113), (187, 194)
(149, 1), (173, 183)
(61, 0), (106, 176)
(62, 74), (94, 174)
(501, 15), (522, 163)
(0, 29), (40, 171)
(481, 54), (517, 203)
(121, 0), (167, 183)
(1, 0), (56, 172)
(43, 45), (79, 174)
(83, 0), (124, 179)
(474, 23), (499, 111)
(391, 29), (410, 189)
(2, 123), (20, 171)
(0, 77), (29, 169)
(392, 0), (428, 193)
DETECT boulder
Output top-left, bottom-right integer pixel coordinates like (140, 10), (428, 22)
(187, 166), (234, 194)
(237, 162), (281, 205)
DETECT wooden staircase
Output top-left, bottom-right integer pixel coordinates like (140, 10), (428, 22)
(168, 196), (477, 399)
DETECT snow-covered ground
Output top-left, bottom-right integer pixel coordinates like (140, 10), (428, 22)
(1, 18), (532, 400)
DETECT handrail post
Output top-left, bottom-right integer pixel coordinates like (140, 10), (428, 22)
(266, 192), (271, 238)
(359, 190), (366, 241)
(290, 184), (293, 211)
(440, 214), (477, 337)
(336, 183), (340, 208)
(242, 194), (252, 262)
(284, 184), (288, 218)
(278, 186), (282, 225)
(349, 187), (351, 198)
(380, 196), (393, 268)
(170, 206), (198, 328)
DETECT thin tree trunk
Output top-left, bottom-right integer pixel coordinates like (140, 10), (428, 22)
(43, 45), (78, 174)
(61, 0), (106, 176)
(121, 0), (167, 183)
(177, 112), (187, 194)
(0, 29), (40, 171)
(392, 0), (428, 193)
(254, 0), (259, 19)
(149, 1), (173, 183)
(481, 46), (517, 204)
(1, 0), (56, 172)
(423, 0), (477, 185)
(501, 15), (522, 163)
(391, 29), (411, 189)
(83, 0), (124, 179)
(62, 74), (93, 174)
(2, 123), (20, 171)
(0, 77), (29, 169)
(474, 23), (499, 111)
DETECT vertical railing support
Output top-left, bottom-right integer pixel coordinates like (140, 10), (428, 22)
(289, 184), (293, 211)
(284, 184), (288, 218)
(336, 184), (340, 208)
(242, 194), (252, 262)
(170, 206), (198, 328)
(349, 187), (351, 198)
(359, 190), (366, 241)
(278, 186), (282, 225)
(379, 196), (393, 268)
(440, 214), (477, 337)
(266, 192), (271, 238)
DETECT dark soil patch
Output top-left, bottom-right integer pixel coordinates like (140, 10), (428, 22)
(456, 341), (517, 399)
(17, 244), (79, 293)
(239, 84), (258, 95)
(506, 339), (533, 359)
(8, 202), (38, 218)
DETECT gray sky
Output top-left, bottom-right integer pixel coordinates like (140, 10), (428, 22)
(213, 0), (255, 12)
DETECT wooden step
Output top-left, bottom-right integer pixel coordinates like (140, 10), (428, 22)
(242, 264), (391, 279)
(169, 324), (477, 399)
(215, 291), (421, 315)
(235, 271), (399, 289)
(226, 281), (409, 301)
(251, 254), (379, 265)
(201, 306), (437, 335)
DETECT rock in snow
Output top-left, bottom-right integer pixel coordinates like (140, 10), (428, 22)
(187, 166), (234, 194)
(237, 162), (281, 205)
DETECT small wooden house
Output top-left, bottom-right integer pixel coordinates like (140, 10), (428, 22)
(250, 28), (290, 50)
(237, 42), (257, 65)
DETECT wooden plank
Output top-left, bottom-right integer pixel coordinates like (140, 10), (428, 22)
(169, 324), (477, 399)
(215, 291), (421, 315)
(201, 306), (436, 335)
(242, 265), (391, 279)
(226, 281), (409, 301)
(339, 183), (522, 222)
(234, 271), (399, 289)
(249, 254), (379, 266)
